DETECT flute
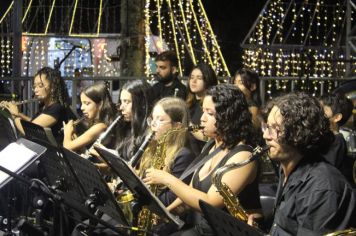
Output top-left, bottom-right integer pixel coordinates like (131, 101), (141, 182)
(60, 117), (86, 132)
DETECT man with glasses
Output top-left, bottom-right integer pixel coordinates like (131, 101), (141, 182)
(262, 92), (356, 235)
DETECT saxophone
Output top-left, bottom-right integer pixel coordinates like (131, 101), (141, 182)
(137, 127), (184, 235)
(212, 145), (269, 224)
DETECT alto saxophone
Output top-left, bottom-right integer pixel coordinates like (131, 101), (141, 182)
(137, 127), (184, 235)
(212, 145), (269, 224)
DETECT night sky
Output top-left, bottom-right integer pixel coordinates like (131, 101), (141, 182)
(0, 0), (265, 74)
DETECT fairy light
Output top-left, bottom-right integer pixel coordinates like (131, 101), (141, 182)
(144, 0), (151, 76)
(242, 0), (352, 98)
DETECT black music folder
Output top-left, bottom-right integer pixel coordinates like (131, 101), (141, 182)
(0, 138), (46, 189)
(0, 109), (17, 151)
(21, 120), (58, 147)
(199, 200), (264, 236)
(94, 145), (185, 229)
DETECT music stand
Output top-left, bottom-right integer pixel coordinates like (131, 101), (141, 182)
(199, 200), (264, 236)
(0, 109), (17, 151)
(94, 145), (184, 228)
(21, 120), (58, 147)
(60, 148), (128, 226)
(0, 138), (46, 189)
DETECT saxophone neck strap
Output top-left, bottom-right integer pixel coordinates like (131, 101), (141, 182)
(179, 142), (251, 181)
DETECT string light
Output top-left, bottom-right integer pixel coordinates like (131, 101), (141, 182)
(143, 0), (230, 76)
(242, 0), (351, 97)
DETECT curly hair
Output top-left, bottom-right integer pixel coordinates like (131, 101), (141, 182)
(206, 84), (254, 149)
(186, 63), (218, 108)
(35, 67), (69, 106)
(81, 82), (117, 126)
(264, 92), (334, 155)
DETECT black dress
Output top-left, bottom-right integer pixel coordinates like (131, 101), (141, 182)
(171, 145), (261, 236)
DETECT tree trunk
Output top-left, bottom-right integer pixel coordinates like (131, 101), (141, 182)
(120, 0), (145, 77)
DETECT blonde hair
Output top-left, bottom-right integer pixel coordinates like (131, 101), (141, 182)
(138, 97), (189, 176)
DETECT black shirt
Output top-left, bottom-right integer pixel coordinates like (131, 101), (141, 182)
(271, 156), (356, 236)
(32, 103), (68, 142)
(321, 133), (347, 170)
(151, 79), (187, 102)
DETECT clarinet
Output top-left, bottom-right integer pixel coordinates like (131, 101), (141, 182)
(84, 114), (122, 158)
(128, 132), (155, 168)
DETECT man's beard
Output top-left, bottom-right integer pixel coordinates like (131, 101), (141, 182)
(157, 73), (175, 85)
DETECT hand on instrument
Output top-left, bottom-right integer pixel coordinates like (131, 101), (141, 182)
(62, 120), (75, 137)
(0, 101), (20, 117)
(143, 168), (171, 186)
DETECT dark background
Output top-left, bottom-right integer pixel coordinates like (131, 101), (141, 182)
(0, 0), (265, 75)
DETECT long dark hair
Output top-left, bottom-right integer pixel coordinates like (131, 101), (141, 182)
(207, 84), (254, 149)
(81, 82), (117, 126)
(35, 67), (69, 106)
(233, 68), (261, 106)
(115, 79), (153, 160)
(186, 63), (218, 108)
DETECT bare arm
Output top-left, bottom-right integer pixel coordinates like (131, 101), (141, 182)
(145, 150), (257, 211)
(63, 122), (107, 151)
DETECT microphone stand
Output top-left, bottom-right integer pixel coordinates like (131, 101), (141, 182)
(0, 165), (141, 236)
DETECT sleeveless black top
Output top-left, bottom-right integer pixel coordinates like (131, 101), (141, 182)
(189, 144), (261, 234)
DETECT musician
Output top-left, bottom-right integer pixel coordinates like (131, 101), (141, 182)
(232, 68), (261, 127)
(0, 67), (69, 137)
(319, 93), (354, 182)
(115, 79), (153, 161)
(138, 97), (194, 206)
(151, 51), (187, 101)
(144, 84), (261, 235)
(262, 92), (356, 235)
(63, 83), (116, 153)
(186, 63), (218, 155)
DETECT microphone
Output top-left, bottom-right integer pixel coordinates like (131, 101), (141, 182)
(0, 93), (18, 99)
(62, 40), (90, 52)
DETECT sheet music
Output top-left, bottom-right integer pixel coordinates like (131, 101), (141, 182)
(0, 142), (37, 185)
(96, 146), (185, 228)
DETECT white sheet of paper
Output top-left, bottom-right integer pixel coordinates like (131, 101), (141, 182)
(0, 142), (37, 184)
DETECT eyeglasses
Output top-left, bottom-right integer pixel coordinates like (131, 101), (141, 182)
(147, 117), (171, 127)
(261, 122), (281, 140)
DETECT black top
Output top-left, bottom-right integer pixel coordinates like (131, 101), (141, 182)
(188, 144), (261, 234)
(321, 133), (347, 170)
(158, 147), (194, 206)
(270, 156), (356, 236)
(151, 79), (187, 102)
(32, 103), (68, 142)
(189, 99), (203, 125)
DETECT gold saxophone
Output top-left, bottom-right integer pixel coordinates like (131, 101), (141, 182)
(137, 127), (184, 235)
(212, 145), (269, 224)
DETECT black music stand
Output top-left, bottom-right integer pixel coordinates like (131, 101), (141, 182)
(60, 148), (128, 226)
(199, 200), (264, 236)
(0, 138), (46, 189)
(94, 145), (184, 229)
(0, 138), (46, 235)
(0, 109), (17, 151)
(21, 120), (58, 147)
